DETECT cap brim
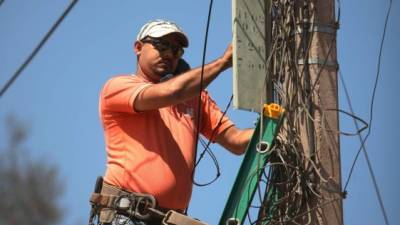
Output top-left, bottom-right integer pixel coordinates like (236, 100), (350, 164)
(147, 29), (189, 47)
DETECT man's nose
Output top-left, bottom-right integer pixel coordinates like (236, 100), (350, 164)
(160, 48), (174, 59)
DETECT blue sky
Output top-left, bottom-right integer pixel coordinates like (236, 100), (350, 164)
(0, 1), (399, 225)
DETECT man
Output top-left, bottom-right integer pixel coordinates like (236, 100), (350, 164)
(97, 19), (253, 225)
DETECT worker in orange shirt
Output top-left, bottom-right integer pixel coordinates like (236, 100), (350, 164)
(93, 19), (253, 225)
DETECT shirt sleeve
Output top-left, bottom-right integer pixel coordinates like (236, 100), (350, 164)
(200, 90), (235, 142)
(100, 76), (151, 114)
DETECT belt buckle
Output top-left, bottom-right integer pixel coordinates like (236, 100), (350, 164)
(115, 193), (156, 221)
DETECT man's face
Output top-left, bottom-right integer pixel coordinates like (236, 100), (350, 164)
(135, 34), (184, 81)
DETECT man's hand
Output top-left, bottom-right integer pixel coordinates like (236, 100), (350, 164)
(220, 43), (233, 71)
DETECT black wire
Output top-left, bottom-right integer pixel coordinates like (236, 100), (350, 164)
(0, 0), (79, 98)
(199, 137), (220, 171)
(326, 108), (368, 136)
(193, 95), (233, 186)
(0, 0), (4, 7)
(342, 0), (392, 224)
(340, 72), (391, 225)
(191, 0), (214, 182)
(342, 0), (392, 201)
(195, 95), (233, 166)
(194, 137), (221, 186)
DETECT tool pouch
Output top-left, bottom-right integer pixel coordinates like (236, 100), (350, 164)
(88, 176), (104, 225)
(98, 181), (129, 223)
(88, 176), (119, 224)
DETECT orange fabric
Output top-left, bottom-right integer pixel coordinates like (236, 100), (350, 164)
(99, 74), (234, 210)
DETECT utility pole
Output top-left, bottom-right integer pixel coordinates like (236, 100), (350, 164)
(226, 0), (343, 224)
(261, 0), (343, 224)
(295, 0), (343, 224)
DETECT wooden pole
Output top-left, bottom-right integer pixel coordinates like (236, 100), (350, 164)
(253, 0), (342, 224)
(298, 0), (343, 224)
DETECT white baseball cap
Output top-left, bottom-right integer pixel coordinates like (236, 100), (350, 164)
(136, 19), (189, 47)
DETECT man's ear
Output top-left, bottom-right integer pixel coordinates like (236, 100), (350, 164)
(134, 41), (142, 55)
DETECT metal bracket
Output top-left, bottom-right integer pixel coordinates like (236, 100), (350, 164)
(298, 58), (339, 68)
(295, 23), (339, 35)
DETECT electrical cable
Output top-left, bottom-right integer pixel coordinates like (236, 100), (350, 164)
(191, 0), (214, 183)
(326, 108), (368, 136)
(0, 0), (4, 8)
(195, 94), (233, 165)
(249, 1), (346, 223)
(194, 137), (221, 186)
(341, 0), (392, 224)
(340, 71), (389, 225)
(209, 0), (390, 223)
(193, 95), (233, 186)
(0, 0), (79, 98)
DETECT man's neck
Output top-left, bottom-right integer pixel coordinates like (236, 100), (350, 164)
(135, 71), (161, 83)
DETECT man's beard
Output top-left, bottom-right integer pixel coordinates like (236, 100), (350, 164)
(152, 67), (173, 81)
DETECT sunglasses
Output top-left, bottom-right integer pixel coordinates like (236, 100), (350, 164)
(141, 38), (184, 58)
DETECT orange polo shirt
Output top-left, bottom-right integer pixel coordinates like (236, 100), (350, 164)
(99, 74), (234, 210)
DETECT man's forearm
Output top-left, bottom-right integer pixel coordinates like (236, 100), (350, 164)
(167, 57), (229, 102)
(216, 127), (254, 155)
